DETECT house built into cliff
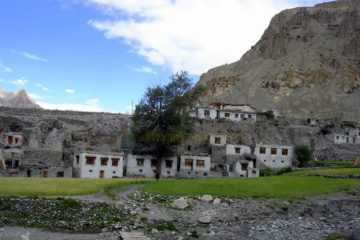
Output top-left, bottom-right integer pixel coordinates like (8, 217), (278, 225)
(73, 151), (124, 178)
(255, 144), (293, 169)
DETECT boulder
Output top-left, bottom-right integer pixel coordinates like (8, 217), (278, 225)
(201, 195), (213, 202)
(213, 198), (221, 205)
(198, 216), (211, 224)
(172, 197), (189, 210)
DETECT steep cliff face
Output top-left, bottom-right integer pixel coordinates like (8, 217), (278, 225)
(197, 0), (360, 121)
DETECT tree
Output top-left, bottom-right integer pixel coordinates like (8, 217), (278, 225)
(132, 71), (205, 159)
(294, 145), (313, 167)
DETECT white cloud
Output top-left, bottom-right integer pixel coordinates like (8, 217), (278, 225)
(86, 98), (100, 106)
(38, 98), (103, 112)
(38, 102), (103, 112)
(36, 83), (50, 91)
(0, 62), (12, 73)
(132, 66), (157, 74)
(65, 89), (75, 94)
(87, 0), (299, 74)
(11, 77), (28, 87)
(28, 93), (44, 100)
(22, 52), (48, 62)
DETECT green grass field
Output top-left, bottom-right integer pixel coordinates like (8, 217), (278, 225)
(286, 167), (360, 176)
(310, 160), (354, 167)
(1, 168), (359, 198)
(142, 176), (360, 198)
(0, 178), (153, 197)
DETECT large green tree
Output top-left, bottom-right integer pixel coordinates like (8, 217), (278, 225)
(132, 71), (205, 159)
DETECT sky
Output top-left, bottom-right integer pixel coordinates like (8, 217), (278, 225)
(0, 0), (333, 113)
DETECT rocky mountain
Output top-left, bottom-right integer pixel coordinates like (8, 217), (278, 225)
(0, 88), (40, 109)
(197, 0), (360, 121)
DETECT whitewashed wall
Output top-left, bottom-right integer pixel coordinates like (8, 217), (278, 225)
(255, 144), (293, 169)
(74, 152), (124, 178)
(226, 144), (251, 156)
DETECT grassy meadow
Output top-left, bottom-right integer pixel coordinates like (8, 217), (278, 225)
(0, 168), (359, 198)
(0, 177), (153, 197)
(143, 176), (360, 198)
(286, 167), (360, 176)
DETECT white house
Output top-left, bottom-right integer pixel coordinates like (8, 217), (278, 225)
(209, 134), (227, 146)
(225, 144), (251, 156)
(326, 133), (359, 144)
(126, 154), (177, 178)
(255, 144), (293, 169)
(231, 160), (259, 178)
(210, 102), (257, 112)
(196, 107), (217, 120)
(179, 154), (211, 177)
(73, 152), (124, 178)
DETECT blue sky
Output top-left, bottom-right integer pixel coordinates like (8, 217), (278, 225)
(0, 0), (332, 113)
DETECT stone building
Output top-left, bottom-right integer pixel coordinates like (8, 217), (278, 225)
(178, 154), (211, 178)
(196, 107), (217, 120)
(255, 144), (293, 169)
(73, 151), (124, 178)
(126, 154), (177, 178)
(326, 133), (359, 144)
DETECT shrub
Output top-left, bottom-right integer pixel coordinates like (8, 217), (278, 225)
(294, 145), (313, 167)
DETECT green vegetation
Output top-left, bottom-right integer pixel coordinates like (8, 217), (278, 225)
(143, 176), (360, 198)
(132, 71), (205, 158)
(260, 167), (293, 176)
(310, 160), (354, 167)
(286, 167), (360, 176)
(294, 145), (313, 167)
(0, 178), (153, 197)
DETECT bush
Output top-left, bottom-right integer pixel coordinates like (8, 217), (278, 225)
(260, 167), (293, 177)
(294, 145), (313, 167)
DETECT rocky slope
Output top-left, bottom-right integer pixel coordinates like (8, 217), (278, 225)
(197, 0), (360, 121)
(0, 88), (40, 109)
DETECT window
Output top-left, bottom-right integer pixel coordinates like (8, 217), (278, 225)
(271, 148), (277, 155)
(112, 158), (119, 166)
(185, 159), (193, 167)
(336, 135), (339, 140)
(281, 161), (284, 163)
(7, 136), (13, 145)
(42, 171), (48, 178)
(57, 171), (64, 177)
(15, 138), (19, 144)
(203, 172), (208, 176)
(260, 147), (266, 154)
(196, 160), (205, 167)
(101, 157), (109, 166)
(195, 172), (199, 174)
(215, 137), (221, 144)
(86, 156), (96, 165)
(151, 159), (158, 167)
(235, 147), (241, 154)
(241, 164), (248, 171)
(248, 115), (252, 118)
(225, 113), (230, 118)
(113, 171), (116, 174)
(139, 169), (143, 173)
(282, 149), (288, 156)
(235, 114), (239, 118)
(264, 159), (267, 162)
(167, 171), (170, 174)
(137, 158), (144, 166)
(76, 155), (80, 164)
(89, 170), (93, 172)
(204, 110), (210, 116)
(187, 145), (192, 151)
(166, 160), (173, 168)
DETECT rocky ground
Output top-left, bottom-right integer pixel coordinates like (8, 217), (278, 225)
(1, 186), (360, 240)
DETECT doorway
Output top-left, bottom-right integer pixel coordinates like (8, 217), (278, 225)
(99, 170), (104, 178)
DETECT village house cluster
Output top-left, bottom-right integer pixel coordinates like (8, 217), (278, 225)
(1, 103), (359, 179)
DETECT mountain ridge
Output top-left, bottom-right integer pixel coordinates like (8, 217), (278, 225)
(0, 88), (41, 109)
(196, 0), (360, 121)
